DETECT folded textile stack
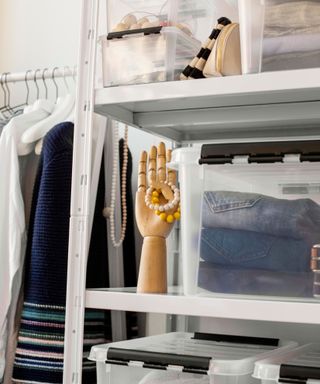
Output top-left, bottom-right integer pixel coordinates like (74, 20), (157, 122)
(199, 191), (320, 296)
(262, 1), (320, 71)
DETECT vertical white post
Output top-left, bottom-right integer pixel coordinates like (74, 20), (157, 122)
(63, 0), (99, 382)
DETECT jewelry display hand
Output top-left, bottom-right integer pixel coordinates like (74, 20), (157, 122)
(136, 142), (180, 293)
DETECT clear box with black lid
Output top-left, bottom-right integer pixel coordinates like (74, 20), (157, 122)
(89, 332), (297, 384)
(170, 140), (320, 299)
(238, 0), (320, 74)
(101, 0), (239, 86)
(254, 343), (320, 384)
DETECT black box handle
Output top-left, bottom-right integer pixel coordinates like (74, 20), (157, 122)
(200, 140), (320, 165)
(193, 332), (279, 346)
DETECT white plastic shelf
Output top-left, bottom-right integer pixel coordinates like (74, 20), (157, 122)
(94, 68), (320, 143)
(85, 288), (320, 324)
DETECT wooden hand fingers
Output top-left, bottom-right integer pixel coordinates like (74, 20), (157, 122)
(148, 146), (157, 186)
(140, 143), (177, 193)
(167, 149), (177, 186)
(138, 151), (147, 192)
(157, 142), (166, 183)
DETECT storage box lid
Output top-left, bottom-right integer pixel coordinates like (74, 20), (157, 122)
(254, 343), (320, 384)
(171, 140), (320, 169)
(200, 140), (320, 165)
(169, 147), (201, 170)
(102, 26), (200, 51)
(89, 332), (297, 376)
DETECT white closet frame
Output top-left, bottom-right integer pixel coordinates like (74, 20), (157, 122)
(63, 0), (320, 383)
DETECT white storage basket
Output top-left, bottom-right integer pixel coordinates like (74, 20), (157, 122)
(171, 141), (320, 298)
(89, 332), (297, 384)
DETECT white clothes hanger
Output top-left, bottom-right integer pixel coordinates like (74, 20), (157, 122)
(13, 69), (55, 156)
(33, 100), (74, 154)
(22, 69), (55, 116)
(21, 67), (75, 146)
(34, 67), (76, 156)
(0, 73), (13, 120)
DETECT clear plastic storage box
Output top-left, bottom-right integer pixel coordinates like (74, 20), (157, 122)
(101, 27), (200, 87)
(102, 0), (239, 86)
(106, 0), (217, 38)
(238, 0), (320, 74)
(254, 343), (320, 384)
(89, 332), (297, 384)
(171, 141), (320, 298)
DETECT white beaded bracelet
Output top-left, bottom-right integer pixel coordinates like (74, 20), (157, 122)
(144, 182), (180, 212)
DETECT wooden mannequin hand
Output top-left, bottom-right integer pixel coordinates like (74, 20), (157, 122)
(135, 143), (177, 239)
(135, 142), (178, 293)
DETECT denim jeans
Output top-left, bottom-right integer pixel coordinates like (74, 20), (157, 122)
(202, 191), (320, 245)
(198, 262), (313, 297)
(200, 228), (311, 272)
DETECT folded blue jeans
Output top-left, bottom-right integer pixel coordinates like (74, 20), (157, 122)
(202, 191), (320, 245)
(200, 227), (311, 272)
(198, 261), (313, 297)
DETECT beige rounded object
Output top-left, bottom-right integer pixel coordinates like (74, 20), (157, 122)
(130, 23), (141, 30)
(112, 22), (129, 32)
(203, 23), (242, 78)
(176, 23), (192, 35)
(122, 14), (137, 27)
(141, 21), (154, 28)
(151, 20), (160, 27)
(137, 17), (149, 26)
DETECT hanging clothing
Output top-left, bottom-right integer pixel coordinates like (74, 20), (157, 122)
(0, 119), (7, 135)
(119, 139), (138, 339)
(12, 122), (109, 384)
(4, 152), (40, 384)
(87, 154), (112, 343)
(0, 110), (23, 137)
(0, 105), (52, 381)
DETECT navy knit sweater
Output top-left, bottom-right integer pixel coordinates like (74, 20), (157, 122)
(13, 123), (109, 384)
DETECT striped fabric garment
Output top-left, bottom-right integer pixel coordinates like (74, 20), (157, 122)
(180, 17), (231, 80)
(13, 304), (106, 383)
(12, 122), (110, 384)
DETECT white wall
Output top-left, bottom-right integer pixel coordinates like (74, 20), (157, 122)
(0, 0), (80, 74)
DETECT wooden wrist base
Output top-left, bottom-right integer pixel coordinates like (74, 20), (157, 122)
(137, 236), (167, 294)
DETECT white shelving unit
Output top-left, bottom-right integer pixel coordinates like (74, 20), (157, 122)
(62, 0), (320, 383)
(95, 68), (320, 142)
(86, 288), (320, 325)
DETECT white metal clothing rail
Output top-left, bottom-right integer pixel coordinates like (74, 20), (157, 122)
(2, 67), (76, 84)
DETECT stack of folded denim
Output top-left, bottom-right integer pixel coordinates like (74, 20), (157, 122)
(262, 1), (320, 71)
(199, 191), (320, 296)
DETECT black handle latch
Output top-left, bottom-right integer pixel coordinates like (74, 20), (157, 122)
(200, 140), (320, 165)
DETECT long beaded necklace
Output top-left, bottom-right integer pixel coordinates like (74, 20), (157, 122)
(108, 123), (129, 248)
